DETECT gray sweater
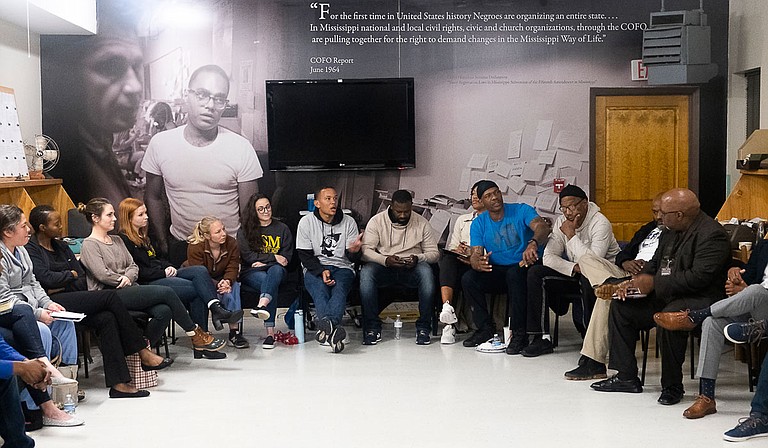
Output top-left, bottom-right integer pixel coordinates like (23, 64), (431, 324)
(80, 236), (140, 291)
(0, 241), (54, 319)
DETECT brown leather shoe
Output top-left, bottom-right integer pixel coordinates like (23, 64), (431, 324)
(683, 395), (717, 419)
(653, 310), (696, 331)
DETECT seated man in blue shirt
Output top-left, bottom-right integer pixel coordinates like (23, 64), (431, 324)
(461, 180), (551, 349)
(1, 333), (49, 448)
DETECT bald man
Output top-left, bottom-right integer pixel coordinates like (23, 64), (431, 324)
(591, 189), (730, 407)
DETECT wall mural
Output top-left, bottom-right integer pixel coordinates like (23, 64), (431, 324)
(40, 0), (728, 243)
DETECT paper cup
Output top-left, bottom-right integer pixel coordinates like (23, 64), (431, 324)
(503, 326), (511, 344)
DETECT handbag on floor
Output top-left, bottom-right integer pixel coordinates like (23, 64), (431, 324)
(126, 352), (158, 389)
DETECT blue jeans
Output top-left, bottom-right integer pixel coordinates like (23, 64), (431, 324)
(753, 353), (768, 415)
(149, 265), (218, 330)
(304, 266), (355, 325)
(240, 265), (287, 327)
(218, 282), (242, 324)
(0, 377), (34, 448)
(359, 262), (435, 332)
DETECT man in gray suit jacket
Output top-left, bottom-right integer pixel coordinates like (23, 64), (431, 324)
(590, 189), (731, 406)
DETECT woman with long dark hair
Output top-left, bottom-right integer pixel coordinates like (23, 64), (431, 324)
(237, 193), (293, 349)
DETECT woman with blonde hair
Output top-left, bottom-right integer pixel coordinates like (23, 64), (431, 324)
(117, 198), (244, 346)
(78, 198), (225, 357)
(187, 216), (249, 352)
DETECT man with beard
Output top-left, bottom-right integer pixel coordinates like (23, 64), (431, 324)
(296, 186), (363, 353)
(359, 190), (440, 345)
(461, 180), (551, 351)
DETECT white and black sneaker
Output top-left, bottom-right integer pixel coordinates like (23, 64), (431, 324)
(315, 317), (332, 344)
(262, 335), (276, 349)
(362, 330), (382, 345)
(250, 306), (270, 320)
(228, 332), (250, 349)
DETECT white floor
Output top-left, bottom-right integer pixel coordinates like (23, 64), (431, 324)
(29, 313), (762, 448)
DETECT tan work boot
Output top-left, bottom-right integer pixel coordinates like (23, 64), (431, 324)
(190, 325), (226, 351)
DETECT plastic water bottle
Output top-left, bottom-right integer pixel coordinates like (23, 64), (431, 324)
(394, 315), (402, 340)
(294, 309), (305, 344)
(63, 393), (76, 415)
(491, 333), (501, 347)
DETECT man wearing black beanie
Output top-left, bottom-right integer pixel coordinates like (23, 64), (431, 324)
(461, 180), (552, 350)
(521, 184), (620, 357)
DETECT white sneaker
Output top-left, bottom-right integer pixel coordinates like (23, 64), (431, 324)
(439, 302), (458, 324)
(441, 325), (456, 344)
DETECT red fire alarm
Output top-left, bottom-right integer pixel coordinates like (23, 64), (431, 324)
(553, 178), (565, 193)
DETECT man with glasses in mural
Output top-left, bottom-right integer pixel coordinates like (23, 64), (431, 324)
(142, 64), (263, 265)
(521, 185), (620, 358)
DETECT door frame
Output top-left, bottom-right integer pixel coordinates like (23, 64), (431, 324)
(589, 86), (700, 200)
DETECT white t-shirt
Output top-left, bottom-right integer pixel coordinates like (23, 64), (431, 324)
(635, 226), (662, 262)
(141, 125), (263, 240)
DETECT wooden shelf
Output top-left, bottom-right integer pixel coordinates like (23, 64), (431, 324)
(717, 171), (768, 221)
(0, 179), (75, 234)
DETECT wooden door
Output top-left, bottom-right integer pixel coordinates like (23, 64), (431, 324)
(591, 88), (698, 241)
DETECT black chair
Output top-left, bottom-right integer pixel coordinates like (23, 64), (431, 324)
(542, 275), (583, 348)
(74, 323), (94, 378)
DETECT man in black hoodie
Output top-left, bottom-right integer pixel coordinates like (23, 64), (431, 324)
(296, 187), (362, 353)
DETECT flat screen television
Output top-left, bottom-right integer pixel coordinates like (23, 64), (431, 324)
(265, 77), (416, 171)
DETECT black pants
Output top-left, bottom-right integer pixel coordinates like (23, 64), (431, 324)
(115, 284), (195, 345)
(0, 377), (34, 448)
(608, 295), (712, 389)
(526, 265), (595, 336)
(52, 290), (147, 387)
(438, 253), (470, 289)
(461, 264), (529, 332)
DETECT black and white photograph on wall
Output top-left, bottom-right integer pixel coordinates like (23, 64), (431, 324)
(41, 0), (728, 245)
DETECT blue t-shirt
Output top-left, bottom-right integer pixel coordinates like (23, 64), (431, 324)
(470, 203), (539, 266)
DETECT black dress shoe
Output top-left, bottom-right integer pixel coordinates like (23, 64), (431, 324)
(590, 374), (643, 393)
(141, 357), (174, 372)
(658, 386), (684, 405)
(109, 387), (150, 398)
(462, 329), (493, 347)
(193, 349), (227, 359)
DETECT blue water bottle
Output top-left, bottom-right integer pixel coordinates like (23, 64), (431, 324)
(294, 309), (305, 344)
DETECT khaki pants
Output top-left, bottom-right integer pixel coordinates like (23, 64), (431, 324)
(575, 253), (629, 363)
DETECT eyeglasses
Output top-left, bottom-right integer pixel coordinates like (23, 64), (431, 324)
(660, 210), (683, 218)
(559, 198), (585, 213)
(256, 204), (272, 214)
(187, 89), (229, 110)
